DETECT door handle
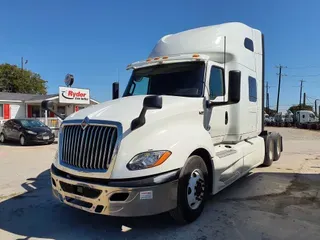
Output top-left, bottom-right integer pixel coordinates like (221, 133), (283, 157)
(225, 111), (228, 125)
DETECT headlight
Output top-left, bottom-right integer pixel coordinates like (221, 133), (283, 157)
(26, 130), (37, 135)
(127, 150), (171, 171)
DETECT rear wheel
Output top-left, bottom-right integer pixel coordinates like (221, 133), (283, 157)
(270, 133), (281, 161)
(170, 155), (208, 224)
(262, 135), (274, 166)
(0, 133), (5, 143)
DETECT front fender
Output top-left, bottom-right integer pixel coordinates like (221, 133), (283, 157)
(111, 120), (215, 179)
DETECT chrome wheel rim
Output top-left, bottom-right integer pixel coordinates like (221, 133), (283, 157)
(187, 169), (205, 210)
(0, 134), (4, 142)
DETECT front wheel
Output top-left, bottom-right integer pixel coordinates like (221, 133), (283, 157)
(170, 155), (208, 224)
(20, 135), (27, 146)
(0, 133), (5, 143)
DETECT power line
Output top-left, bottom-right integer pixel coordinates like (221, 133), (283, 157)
(287, 65), (320, 69)
(288, 73), (320, 78)
(275, 64), (287, 113)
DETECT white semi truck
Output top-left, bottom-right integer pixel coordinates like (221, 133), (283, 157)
(43, 22), (283, 224)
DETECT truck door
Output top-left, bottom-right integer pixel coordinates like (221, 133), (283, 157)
(248, 76), (258, 132)
(204, 63), (228, 144)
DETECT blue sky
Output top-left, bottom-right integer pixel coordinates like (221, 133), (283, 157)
(1, 0), (320, 112)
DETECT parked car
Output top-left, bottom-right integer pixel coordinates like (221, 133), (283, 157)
(0, 119), (55, 146)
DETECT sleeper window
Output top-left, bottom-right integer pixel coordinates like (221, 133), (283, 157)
(249, 77), (257, 102)
(209, 67), (224, 100)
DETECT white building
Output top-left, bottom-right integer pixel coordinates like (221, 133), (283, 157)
(0, 92), (99, 126)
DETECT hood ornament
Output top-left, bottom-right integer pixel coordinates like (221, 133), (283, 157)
(81, 116), (90, 130)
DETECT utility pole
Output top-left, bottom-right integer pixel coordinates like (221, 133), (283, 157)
(299, 80), (305, 110)
(275, 65), (287, 113)
(315, 99), (320, 116)
(21, 57), (24, 70)
(265, 82), (271, 112)
(21, 57), (28, 70)
(303, 92), (306, 106)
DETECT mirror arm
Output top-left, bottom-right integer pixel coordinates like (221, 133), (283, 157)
(47, 109), (66, 121)
(41, 100), (65, 120)
(131, 107), (147, 131)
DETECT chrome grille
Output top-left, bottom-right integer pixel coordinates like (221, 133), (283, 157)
(61, 125), (118, 170)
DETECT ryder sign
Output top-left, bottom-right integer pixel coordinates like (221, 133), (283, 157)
(59, 87), (90, 104)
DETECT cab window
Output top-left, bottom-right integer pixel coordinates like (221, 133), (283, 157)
(209, 66), (224, 100)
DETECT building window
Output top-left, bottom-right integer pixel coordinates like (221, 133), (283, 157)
(209, 66), (224, 99)
(249, 76), (257, 102)
(57, 106), (66, 117)
(244, 38), (254, 52)
(0, 104), (3, 118)
(31, 106), (40, 118)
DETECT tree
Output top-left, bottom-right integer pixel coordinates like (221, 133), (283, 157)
(0, 63), (47, 94)
(288, 104), (313, 114)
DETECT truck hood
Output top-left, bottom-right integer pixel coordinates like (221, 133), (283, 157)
(65, 95), (203, 130)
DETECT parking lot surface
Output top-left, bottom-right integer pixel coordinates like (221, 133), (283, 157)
(0, 127), (320, 240)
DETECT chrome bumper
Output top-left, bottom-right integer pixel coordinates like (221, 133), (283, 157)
(50, 166), (179, 217)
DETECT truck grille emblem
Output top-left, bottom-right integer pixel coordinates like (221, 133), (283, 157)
(81, 117), (89, 130)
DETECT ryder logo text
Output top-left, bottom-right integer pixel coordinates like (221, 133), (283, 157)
(59, 87), (90, 104)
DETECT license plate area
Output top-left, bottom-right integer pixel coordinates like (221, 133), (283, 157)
(59, 181), (102, 199)
(43, 136), (49, 140)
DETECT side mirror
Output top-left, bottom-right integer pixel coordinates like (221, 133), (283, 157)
(41, 100), (65, 120)
(131, 95), (163, 131)
(228, 70), (241, 103)
(41, 100), (54, 110)
(143, 95), (162, 109)
(112, 82), (119, 99)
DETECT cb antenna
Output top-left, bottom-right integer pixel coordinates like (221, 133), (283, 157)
(223, 36), (226, 71)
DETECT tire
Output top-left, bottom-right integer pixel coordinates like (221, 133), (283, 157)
(262, 135), (274, 166)
(270, 133), (281, 161)
(0, 133), (5, 143)
(169, 155), (208, 224)
(20, 135), (27, 146)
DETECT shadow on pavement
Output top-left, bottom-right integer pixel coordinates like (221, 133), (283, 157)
(0, 169), (319, 239)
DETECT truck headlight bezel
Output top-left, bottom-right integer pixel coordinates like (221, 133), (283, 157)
(127, 150), (172, 171)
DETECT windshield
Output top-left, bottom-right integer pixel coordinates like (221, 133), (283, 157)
(19, 119), (46, 128)
(123, 62), (205, 97)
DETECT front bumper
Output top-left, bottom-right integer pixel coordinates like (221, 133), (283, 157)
(50, 164), (179, 217)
